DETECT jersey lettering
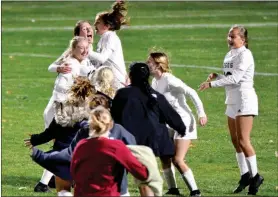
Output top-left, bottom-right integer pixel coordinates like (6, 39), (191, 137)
(223, 62), (233, 68)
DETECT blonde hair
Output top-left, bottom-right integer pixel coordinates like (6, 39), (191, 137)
(230, 24), (249, 48)
(56, 36), (88, 65)
(91, 66), (115, 98)
(54, 101), (89, 127)
(149, 49), (171, 73)
(88, 106), (113, 137)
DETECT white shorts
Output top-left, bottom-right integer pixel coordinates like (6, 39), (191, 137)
(169, 113), (197, 140)
(225, 89), (258, 119)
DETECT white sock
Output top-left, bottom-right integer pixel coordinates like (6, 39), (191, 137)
(40, 169), (53, 185)
(163, 165), (177, 189)
(236, 152), (249, 175)
(182, 169), (198, 191)
(246, 155), (258, 177)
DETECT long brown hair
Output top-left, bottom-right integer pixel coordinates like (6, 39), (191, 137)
(96, 1), (129, 31)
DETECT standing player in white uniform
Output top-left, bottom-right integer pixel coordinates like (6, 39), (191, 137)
(147, 51), (207, 197)
(34, 36), (90, 193)
(88, 1), (128, 90)
(199, 25), (264, 195)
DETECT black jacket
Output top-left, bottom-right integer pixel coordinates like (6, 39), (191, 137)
(111, 85), (186, 157)
(30, 118), (81, 151)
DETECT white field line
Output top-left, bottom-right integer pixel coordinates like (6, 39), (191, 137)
(7, 37), (277, 48)
(2, 12), (277, 21)
(125, 23), (278, 30)
(3, 23), (278, 32)
(9, 43), (65, 47)
(3, 53), (278, 77)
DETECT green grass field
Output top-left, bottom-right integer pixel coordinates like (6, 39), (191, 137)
(2, 1), (278, 196)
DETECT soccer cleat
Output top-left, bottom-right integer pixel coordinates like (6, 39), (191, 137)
(34, 182), (51, 192)
(247, 173), (264, 195)
(165, 188), (181, 195)
(233, 172), (251, 193)
(190, 189), (201, 197)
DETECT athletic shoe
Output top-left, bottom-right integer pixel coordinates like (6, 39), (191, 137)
(34, 182), (51, 192)
(247, 173), (264, 195)
(233, 172), (251, 193)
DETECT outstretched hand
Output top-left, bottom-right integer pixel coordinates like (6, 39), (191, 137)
(198, 82), (211, 91)
(24, 134), (33, 149)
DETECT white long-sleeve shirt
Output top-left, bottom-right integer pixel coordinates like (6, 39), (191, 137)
(88, 31), (127, 89)
(52, 57), (90, 102)
(48, 45), (96, 73)
(151, 72), (206, 119)
(211, 46), (256, 104)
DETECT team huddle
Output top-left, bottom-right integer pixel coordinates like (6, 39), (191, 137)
(24, 1), (264, 196)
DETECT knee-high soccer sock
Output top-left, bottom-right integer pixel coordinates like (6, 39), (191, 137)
(163, 164), (177, 189)
(246, 155), (258, 177)
(236, 152), (249, 175)
(40, 169), (53, 185)
(181, 168), (198, 191)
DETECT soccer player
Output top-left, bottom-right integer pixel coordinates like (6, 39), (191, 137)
(89, 1), (128, 90)
(147, 51), (207, 197)
(33, 36), (90, 192)
(199, 24), (264, 195)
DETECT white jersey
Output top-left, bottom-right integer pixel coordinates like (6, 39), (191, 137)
(211, 46), (256, 105)
(152, 73), (206, 139)
(52, 57), (90, 102)
(88, 31), (127, 89)
(152, 73), (206, 119)
(48, 45), (96, 73)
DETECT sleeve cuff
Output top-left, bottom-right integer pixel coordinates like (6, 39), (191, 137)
(210, 81), (217, 88)
(198, 112), (206, 118)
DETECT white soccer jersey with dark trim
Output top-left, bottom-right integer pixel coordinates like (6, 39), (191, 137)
(88, 31), (127, 89)
(152, 72), (206, 119)
(211, 46), (256, 104)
